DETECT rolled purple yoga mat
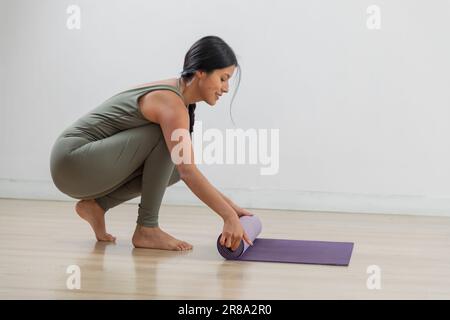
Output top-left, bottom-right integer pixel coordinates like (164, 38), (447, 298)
(217, 215), (262, 259)
(216, 215), (354, 266)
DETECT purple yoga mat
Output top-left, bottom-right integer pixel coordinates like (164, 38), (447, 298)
(217, 215), (354, 266)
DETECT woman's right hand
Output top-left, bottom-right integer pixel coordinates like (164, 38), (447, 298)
(220, 216), (253, 251)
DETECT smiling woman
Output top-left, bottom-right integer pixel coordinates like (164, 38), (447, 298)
(49, 35), (252, 253)
(178, 35), (242, 124)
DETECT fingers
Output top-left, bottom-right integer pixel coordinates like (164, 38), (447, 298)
(226, 234), (232, 249)
(243, 232), (253, 246)
(237, 209), (254, 217)
(222, 234), (252, 251)
(241, 209), (254, 216)
(222, 233), (240, 251)
(220, 233), (232, 248)
(231, 237), (241, 251)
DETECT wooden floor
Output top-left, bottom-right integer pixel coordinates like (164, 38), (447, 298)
(0, 198), (449, 299)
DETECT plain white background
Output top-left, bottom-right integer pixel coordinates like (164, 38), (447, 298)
(1, 0), (449, 216)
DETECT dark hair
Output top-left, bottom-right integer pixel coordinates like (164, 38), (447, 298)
(180, 35), (241, 133)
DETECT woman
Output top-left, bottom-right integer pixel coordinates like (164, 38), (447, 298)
(50, 35), (253, 252)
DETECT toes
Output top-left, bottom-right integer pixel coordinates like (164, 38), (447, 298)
(97, 233), (116, 242)
(180, 242), (192, 251)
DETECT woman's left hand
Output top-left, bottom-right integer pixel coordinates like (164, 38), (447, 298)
(235, 206), (254, 218)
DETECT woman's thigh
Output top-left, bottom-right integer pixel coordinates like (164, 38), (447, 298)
(50, 123), (164, 199)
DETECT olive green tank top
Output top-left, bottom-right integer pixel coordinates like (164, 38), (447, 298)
(59, 82), (194, 141)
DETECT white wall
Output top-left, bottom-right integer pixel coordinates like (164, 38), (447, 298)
(1, 0), (449, 216)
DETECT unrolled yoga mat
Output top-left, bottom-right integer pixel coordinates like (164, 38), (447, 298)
(217, 215), (354, 266)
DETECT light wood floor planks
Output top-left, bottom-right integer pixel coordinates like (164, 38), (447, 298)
(0, 198), (449, 299)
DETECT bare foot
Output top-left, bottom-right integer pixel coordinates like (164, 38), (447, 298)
(132, 225), (193, 251)
(75, 199), (116, 242)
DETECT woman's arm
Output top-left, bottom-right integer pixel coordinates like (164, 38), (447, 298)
(179, 167), (236, 222)
(142, 92), (237, 222)
(217, 190), (235, 209)
(217, 191), (254, 217)
(140, 92), (252, 249)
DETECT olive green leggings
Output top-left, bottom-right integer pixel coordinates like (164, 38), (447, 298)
(49, 123), (180, 227)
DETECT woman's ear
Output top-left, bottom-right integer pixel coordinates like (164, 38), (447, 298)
(195, 70), (206, 80)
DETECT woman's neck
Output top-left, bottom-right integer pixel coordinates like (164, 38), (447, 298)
(177, 77), (201, 106)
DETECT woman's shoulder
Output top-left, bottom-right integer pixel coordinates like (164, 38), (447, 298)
(129, 78), (178, 90)
(131, 78), (183, 104)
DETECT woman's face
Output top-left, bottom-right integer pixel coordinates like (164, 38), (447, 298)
(197, 65), (236, 106)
